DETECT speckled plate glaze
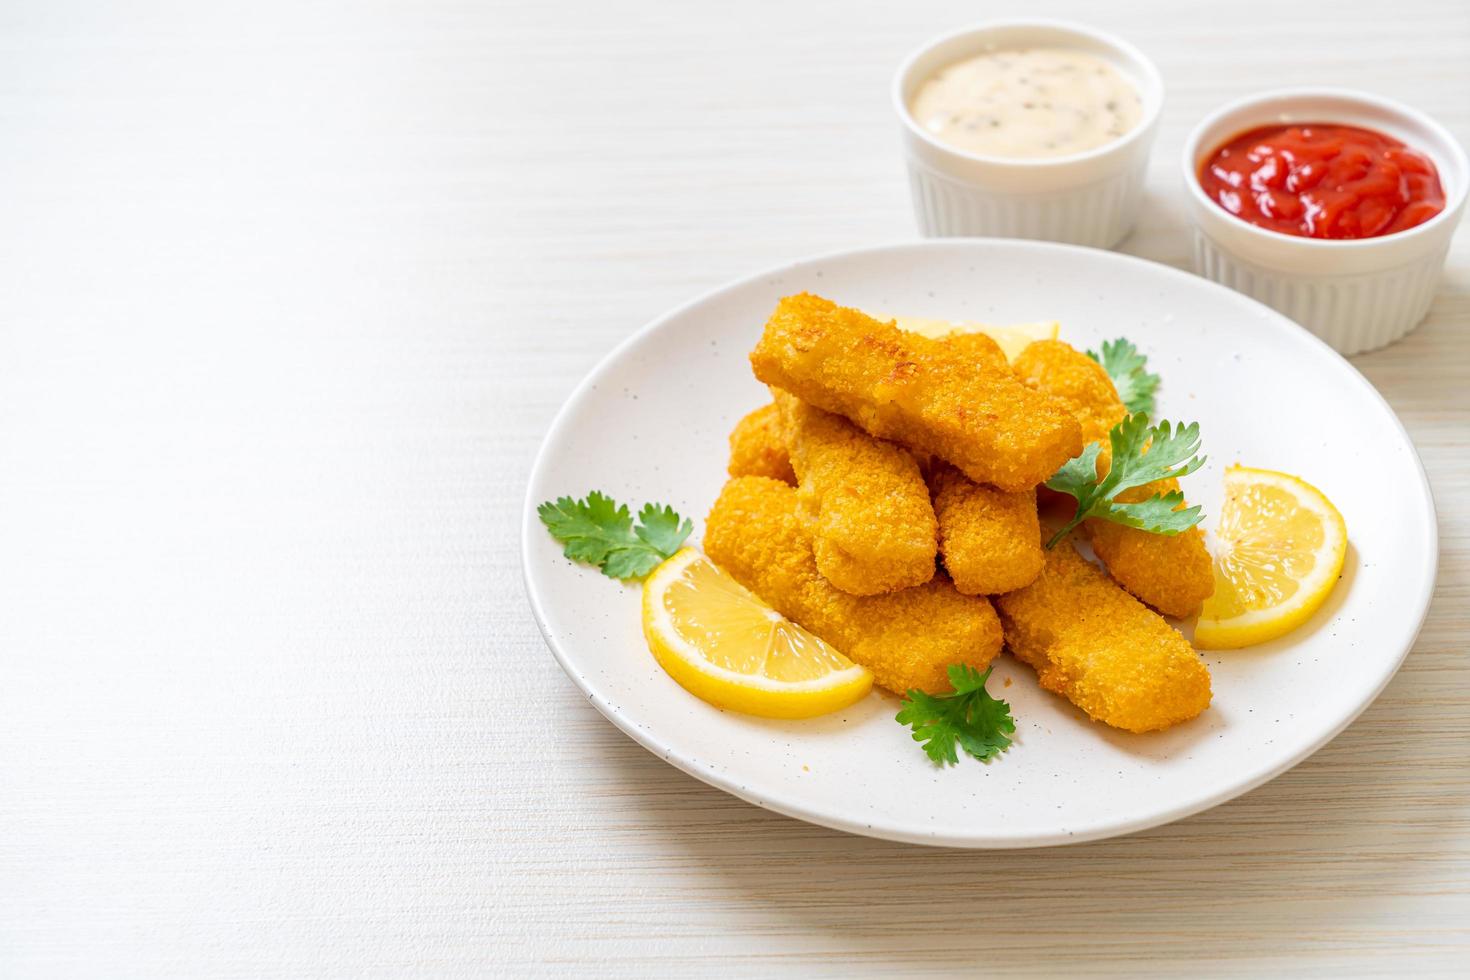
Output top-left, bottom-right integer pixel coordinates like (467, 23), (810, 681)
(521, 240), (1436, 848)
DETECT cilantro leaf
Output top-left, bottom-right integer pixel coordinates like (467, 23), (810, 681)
(599, 546), (666, 581)
(1046, 442), (1104, 495)
(538, 492), (692, 581)
(895, 665), (1015, 766)
(1044, 414), (1206, 549)
(634, 503), (694, 556)
(537, 491), (632, 564)
(1104, 488), (1197, 531)
(1087, 337), (1160, 415)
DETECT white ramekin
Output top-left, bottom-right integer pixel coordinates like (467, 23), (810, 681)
(1183, 89), (1468, 355)
(893, 20), (1163, 248)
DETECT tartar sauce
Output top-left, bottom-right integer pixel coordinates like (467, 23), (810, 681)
(910, 47), (1143, 160)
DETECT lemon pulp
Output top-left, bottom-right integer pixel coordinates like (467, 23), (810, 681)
(641, 549), (872, 718)
(1194, 466), (1347, 650)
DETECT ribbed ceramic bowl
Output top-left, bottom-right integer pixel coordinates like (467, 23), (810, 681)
(1183, 88), (1468, 355)
(893, 20), (1163, 248)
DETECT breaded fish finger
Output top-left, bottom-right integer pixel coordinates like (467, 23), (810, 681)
(704, 477), (1002, 695)
(727, 402), (795, 484)
(749, 294), (1082, 492)
(1013, 339), (1214, 616)
(901, 331), (1007, 477)
(1012, 339), (1126, 471)
(994, 538), (1212, 733)
(776, 391), (936, 595)
(1084, 478), (1215, 618)
(928, 462), (1042, 595)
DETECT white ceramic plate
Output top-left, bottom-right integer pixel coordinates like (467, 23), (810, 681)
(521, 240), (1436, 848)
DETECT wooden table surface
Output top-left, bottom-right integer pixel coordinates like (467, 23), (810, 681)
(2, 0), (1467, 976)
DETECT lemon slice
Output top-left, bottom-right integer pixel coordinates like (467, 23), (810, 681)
(641, 548), (873, 718)
(1194, 466), (1348, 650)
(889, 314), (1060, 362)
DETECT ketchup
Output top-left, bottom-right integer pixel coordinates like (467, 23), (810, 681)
(1198, 124), (1446, 240)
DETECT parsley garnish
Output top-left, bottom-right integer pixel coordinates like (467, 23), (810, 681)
(1086, 337), (1160, 415)
(538, 491), (692, 580)
(896, 665), (1015, 766)
(1043, 414), (1206, 549)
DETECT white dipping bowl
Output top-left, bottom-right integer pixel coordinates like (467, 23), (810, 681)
(893, 20), (1163, 248)
(1183, 88), (1469, 355)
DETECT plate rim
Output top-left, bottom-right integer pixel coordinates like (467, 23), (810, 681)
(520, 237), (1439, 848)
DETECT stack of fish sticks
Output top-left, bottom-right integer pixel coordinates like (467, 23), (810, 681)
(710, 293), (1213, 734)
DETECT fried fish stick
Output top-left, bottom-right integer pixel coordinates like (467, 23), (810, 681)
(994, 538), (1212, 733)
(1013, 339), (1214, 616)
(1084, 479), (1215, 618)
(1012, 339), (1126, 470)
(749, 294), (1082, 492)
(928, 462), (1042, 595)
(900, 331), (1008, 477)
(704, 477), (1002, 695)
(776, 391), (936, 595)
(727, 402), (795, 484)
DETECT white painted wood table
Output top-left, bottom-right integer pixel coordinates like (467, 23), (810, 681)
(1, 1), (1467, 975)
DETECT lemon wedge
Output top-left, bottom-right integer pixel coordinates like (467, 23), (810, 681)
(1194, 466), (1348, 650)
(889, 314), (1060, 362)
(641, 548), (873, 718)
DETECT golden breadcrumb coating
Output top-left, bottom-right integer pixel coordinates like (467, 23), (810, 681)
(775, 391), (936, 595)
(928, 329), (1010, 372)
(928, 462), (1042, 595)
(727, 402), (795, 484)
(704, 477), (1002, 695)
(1012, 339), (1126, 471)
(749, 294), (1082, 492)
(1084, 478), (1215, 618)
(994, 538), (1212, 733)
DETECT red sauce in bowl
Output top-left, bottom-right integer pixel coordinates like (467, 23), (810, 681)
(1198, 123), (1446, 240)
